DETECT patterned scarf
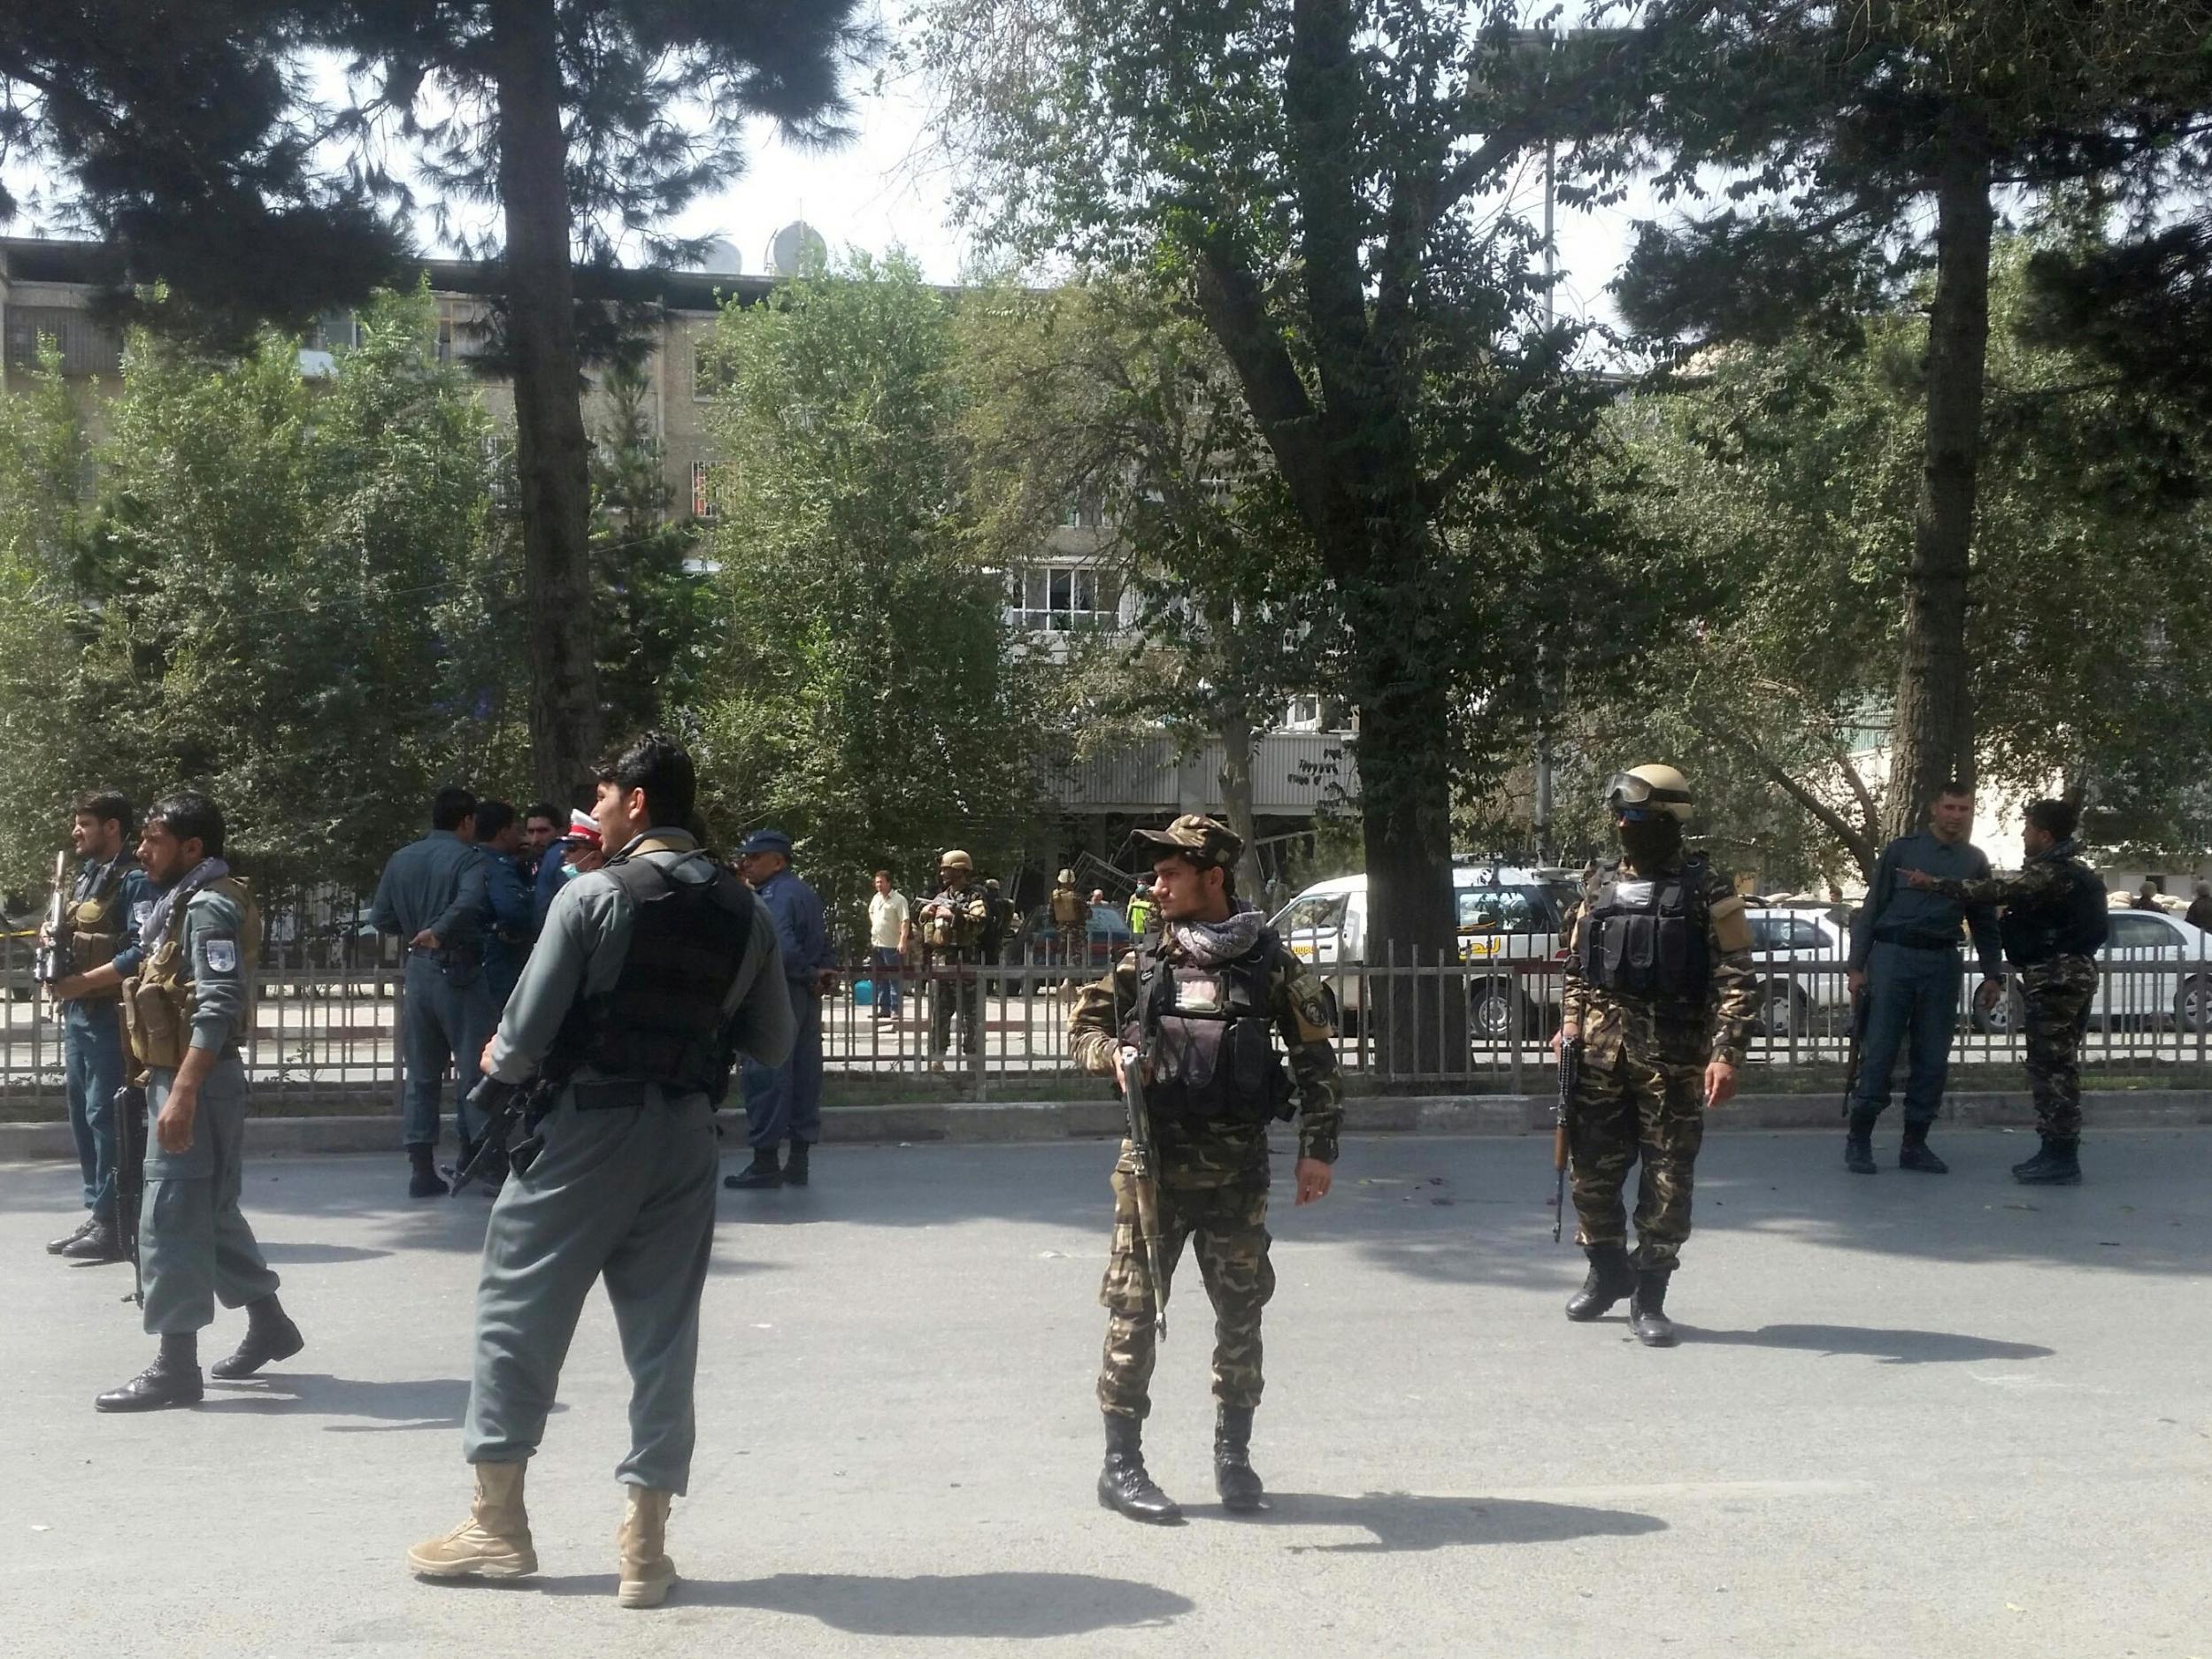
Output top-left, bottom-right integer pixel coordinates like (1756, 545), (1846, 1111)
(142, 856), (229, 953)
(1167, 908), (1267, 967)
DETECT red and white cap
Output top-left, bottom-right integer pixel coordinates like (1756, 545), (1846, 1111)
(565, 809), (602, 847)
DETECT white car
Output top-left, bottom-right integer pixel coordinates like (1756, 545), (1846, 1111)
(1978, 907), (2212, 1034)
(1745, 905), (1855, 1038)
(1271, 864), (1580, 1041)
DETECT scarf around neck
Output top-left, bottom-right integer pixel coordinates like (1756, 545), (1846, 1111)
(1166, 908), (1267, 967)
(143, 856), (230, 952)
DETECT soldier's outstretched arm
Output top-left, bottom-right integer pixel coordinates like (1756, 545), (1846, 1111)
(1910, 861), (2059, 908)
(1068, 952), (1139, 1079)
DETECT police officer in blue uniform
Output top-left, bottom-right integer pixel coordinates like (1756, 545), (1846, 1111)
(370, 787), (488, 1196)
(725, 828), (833, 1191)
(42, 789), (152, 1264)
(408, 733), (791, 1608)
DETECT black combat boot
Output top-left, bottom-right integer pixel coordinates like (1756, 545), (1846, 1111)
(1097, 1415), (1181, 1525)
(1214, 1406), (1266, 1513)
(783, 1140), (811, 1187)
(59, 1214), (127, 1263)
(1628, 1269), (1679, 1348)
(1898, 1118), (1948, 1174)
(409, 1144), (449, 1200)
(96, 1333), (204, 1413)
(47, 1215), (96, 1255)
(723, 1148), (782, 1190)
(211, 1295), (304, 1379)
(1845, 1108), (1879, 1175)
(2012, 1136), (2082, 1186)
(1564, 1242), (1636, 1321)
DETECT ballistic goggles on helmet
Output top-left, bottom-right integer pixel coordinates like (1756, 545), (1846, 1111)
(1604, 772), (1694, 820)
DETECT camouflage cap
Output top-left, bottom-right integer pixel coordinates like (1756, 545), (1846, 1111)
(1133, 813), (1243, 870)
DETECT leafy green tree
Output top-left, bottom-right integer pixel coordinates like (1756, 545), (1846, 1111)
(695, 254), (1043, 924)
(916, 0), (1685, 1064)
(1613, 0), (2212, 841)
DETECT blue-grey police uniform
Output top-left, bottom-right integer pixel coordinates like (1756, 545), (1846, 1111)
(741, 862), (831, 1152)
(463, 829), (792, 1492)
(136, 881), (280, 1336)
(462, 845), (537, 1104)
(60, 855), (151, 1222)
(369, 830), (488, 1149)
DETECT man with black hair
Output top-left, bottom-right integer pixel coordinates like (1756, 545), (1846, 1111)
(521, 803), (563, 883)
(371, 786), (489, 1196)
(96, 791), (301, 1411)
(41, 789), (151, 1264)
(410, 733), (793, 1609)
(1903, 798), (2107, 1185)
(1844, 781), (2005, 1176)
(1068, 814), (1341, 1525)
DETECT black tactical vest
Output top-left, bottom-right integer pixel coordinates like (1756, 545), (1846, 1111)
(1580, 857), (1712, 1003)
(549, 851), (756, 1100)
(1998, 856), (2108, 966)
(1121, 937), (1294, 1125)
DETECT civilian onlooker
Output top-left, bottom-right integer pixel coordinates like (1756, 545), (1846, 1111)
(2186, 881), (2212, 933)
(369, 786), (488, 1197)
(2131, 879), (2162, 912)
(867, 869), (910, 1020)
(726, 830), (833, 1191)
(1844, 781), (2002, 1177)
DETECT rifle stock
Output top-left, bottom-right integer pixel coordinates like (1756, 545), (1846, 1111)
(1840, 988), (1868, 1119)
(34, 849), (70, 990)
(453, 1074), (548, 1194)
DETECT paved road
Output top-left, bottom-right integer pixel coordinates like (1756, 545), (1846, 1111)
(4, 1129), (2209, 1658)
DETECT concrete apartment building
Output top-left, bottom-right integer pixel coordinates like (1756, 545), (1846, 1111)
(2, 234), (1356, 881)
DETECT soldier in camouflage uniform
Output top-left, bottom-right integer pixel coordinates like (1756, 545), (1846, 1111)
(1901, 796), (2107, 1186)
(918, 850), (992, 1066)
(1558, 765), (1760, 1348)
(1068, 814), (1340, 1525)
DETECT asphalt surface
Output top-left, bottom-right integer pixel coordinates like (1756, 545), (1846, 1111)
(4, 1127), (2209, 1659)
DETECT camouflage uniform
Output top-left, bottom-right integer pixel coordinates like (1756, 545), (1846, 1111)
(1070, 927), (1341, 1420)
(1561, 856), (1759, 1270)
(918, 875), (991, 1057)
(1925, 850), (2102, 1141)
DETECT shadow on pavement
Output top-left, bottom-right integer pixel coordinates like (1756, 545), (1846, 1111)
(1677, 1324), (2055, 1363)
(1243, 1491), (1667, 1553)
(193, 1371), (548, 1432)
(532, 1570), (1193, 1634)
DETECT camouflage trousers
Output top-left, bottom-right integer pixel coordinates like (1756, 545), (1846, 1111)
(1097, 1161), (1274, 1419)
(1568, 1049), (1706, 1271)
(2022, 956), (2098, 1141)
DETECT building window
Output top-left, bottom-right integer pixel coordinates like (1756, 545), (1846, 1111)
(1059, 493), (1105, 530)
(1283, 696), (1324, 731)
(690, 460), (719, 520)
(693, 339), (734, 401)
(3, 307), (122, 378)
(1010, 563), (1118, 631)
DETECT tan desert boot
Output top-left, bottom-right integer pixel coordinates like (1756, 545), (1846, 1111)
(616, 1486), (676, 1609)
(408, 1462), (538, 1579)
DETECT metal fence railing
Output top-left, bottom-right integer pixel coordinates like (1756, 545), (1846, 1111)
(6, 932), (2209, 1109)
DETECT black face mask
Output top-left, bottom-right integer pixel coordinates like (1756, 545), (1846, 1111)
(1618, 816), (1684, 868)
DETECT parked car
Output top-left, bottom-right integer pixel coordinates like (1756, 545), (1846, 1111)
(1021, 902), (1135, 972)
(1978, 906), (2212, 1034)
(1271, 864), (1581, 1040)
(1744, 904), (1854, 1038)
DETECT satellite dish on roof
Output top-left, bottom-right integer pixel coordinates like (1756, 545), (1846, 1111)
(765, 220), (829, 279)
(695, 237), (742, 274)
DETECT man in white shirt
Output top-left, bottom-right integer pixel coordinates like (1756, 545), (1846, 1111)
(868, 870), (910, 1020)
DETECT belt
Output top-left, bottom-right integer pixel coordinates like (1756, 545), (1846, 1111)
(1874, 926), (1962, 951)
(568, 1077), (706, 1111)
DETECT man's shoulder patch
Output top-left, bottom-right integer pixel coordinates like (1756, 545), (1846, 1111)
(1709, 893), (1752, 953)
(203, 937), (240, 974)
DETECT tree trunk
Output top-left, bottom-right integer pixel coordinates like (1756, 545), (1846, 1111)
(1215, 702), (1266, 901)
(1885, 135), (1993, 843)
(490, 0), (599, 801)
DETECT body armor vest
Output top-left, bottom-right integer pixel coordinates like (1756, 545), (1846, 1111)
(123, 875), (259, 1071)
(923, 887), (986, 952)
(1120, 938), (1292, 1126)
(1580, 857), (1712, 1003)
(549, 852), (756, 1100)
(65, 857), (137, 1002)
(1999, 856), (2108, 966)
(1049, 886), (1087, 926)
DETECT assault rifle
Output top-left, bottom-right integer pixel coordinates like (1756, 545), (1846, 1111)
(1839, 987), (1868, 1120)
(34, 849), (71, 988)
(1553, 1035), (1582, 1244)
(1118, 945), (1171, 1340)
(113, 1083), (147, 1305)
(452, 1074), (550, 1194)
